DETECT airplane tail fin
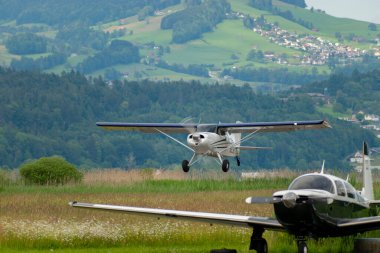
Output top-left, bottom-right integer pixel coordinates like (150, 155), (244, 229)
(361, 142), (374, 200)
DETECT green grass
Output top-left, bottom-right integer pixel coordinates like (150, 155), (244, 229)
(316, 104), (352, 119)
(163, 19), (300, 67)
(273, 0), (380, 43)
(1, 177), (291, 194)
(3, 169), (380, 253)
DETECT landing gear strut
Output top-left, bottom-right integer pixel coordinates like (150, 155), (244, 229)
(249, 227), (268, 253)
(296, 238), (308, 253)
(236, 156), (240, 166)
(182, 160), (190, 173)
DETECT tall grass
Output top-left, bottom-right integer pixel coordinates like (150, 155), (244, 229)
(0, 168), (377, 252)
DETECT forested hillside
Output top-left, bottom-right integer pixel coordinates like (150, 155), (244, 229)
(1, 0), (379, 83)
(0, 0), (180, 26)
(296, 69), (380, 115)
(0, 68), (377, 169)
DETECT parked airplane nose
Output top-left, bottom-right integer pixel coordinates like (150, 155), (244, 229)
(282, 192), (297, 208)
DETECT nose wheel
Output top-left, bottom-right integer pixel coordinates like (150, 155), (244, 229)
(222, 159), (230, 172)
(297, 241), (308, 253)
(182, 160), (190, 172)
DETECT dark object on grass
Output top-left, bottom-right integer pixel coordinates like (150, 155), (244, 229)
(210, 248), (237, 253)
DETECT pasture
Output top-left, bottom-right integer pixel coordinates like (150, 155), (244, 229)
(1, 168), (379, 252)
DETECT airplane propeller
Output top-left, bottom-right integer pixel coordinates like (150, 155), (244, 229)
(180, 116), (197, 134)
(245, 193), (334, 208)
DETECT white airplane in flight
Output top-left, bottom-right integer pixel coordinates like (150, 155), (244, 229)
(96, 119), (331, 172)
(71, 142), (380, 253)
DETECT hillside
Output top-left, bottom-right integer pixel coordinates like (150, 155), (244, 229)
(0, 0), (379, 84)
(0, 67), (378, 169)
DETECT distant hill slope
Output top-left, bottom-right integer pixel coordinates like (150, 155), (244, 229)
(0, 0), (379, 84)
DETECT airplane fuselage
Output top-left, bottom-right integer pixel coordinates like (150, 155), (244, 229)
(187, 132), (238, 157)
(272, 173), (380, 237)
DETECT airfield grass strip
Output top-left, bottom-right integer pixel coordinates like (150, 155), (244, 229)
(1, 169), (380, 252)
(0, 178), (292, 194)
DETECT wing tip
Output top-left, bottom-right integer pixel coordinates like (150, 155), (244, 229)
(323, 119), (332, 129)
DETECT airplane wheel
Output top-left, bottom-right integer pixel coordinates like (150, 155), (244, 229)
(297, 241), (308, 253)
(222, 159), (229, 172)
(182, 160), (190, 173)
(257, 239), (268, 253)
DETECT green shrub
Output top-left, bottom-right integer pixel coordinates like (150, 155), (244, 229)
(19, 156), (82, 185)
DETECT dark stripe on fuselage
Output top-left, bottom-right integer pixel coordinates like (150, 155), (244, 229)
(211, 139), (227, 145)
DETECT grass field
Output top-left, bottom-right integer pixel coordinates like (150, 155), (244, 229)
(2, 168), (380, 253)
(316, 104), (352, 119)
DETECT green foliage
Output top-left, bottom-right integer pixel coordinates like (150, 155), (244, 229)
(0, 169), (11, 191)
(0, 0), (180, 26)
(368, 23), (377, 31)
(0, 67), (378, 169)
(249, 0), (273, 11)
(161, 0), (231, 43)
(5, 33), (47, 55)
(278, 0), (306, 8)
(10, 54), (66, 71)
(222, 66), (326, 84)
(56, 26), (109, 51)
(299, 69), (380, 115)
(77, 40), (140, 73)
(19, 156), (82, 185)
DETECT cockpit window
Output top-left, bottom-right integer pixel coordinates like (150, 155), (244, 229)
(335, 180), (346, 197)
(344, 182), (356, 199)
(289, 175), (335, 194)
(197, 124), (217, 133)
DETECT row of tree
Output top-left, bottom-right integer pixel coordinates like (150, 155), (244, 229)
(249, 0), (314, 30)
(0, 0), (180, 26)
(221, 67), (326, 85)
(156, 61), (211, 77)
(77, 40), (140, 74)
(0, 67), (377, 169)
(161, 0), (231, 43)
(10, 54), (66, 71)
(296, 69), (380, 115)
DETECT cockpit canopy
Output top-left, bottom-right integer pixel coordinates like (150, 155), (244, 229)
(196, 124), (217, 133)
(289, 174), (335, 194)
(288, 174), (366, 202)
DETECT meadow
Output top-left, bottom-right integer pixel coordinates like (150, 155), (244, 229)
(1, 168), (379, 253)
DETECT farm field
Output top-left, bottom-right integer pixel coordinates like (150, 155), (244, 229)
(1, 169), (380, 253)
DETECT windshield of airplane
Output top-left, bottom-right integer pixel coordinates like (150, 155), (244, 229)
(289, 175), (335, 194)
(197, 124), (217, 133)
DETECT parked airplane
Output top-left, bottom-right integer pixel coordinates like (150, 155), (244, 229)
(70, 142), (380, 253)
(96, 119), (330, 172)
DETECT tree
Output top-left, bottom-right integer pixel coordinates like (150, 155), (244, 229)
(19, 156), (82, 185)
(5, 33), (47, 55)
(368, 23), (377, 31)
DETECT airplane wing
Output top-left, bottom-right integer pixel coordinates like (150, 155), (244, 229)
(96, 122), (197, 133)
(216, 120), (331, 134)
(69, 201), (284, 231)
(337, 215), (380, 233)
(96, 120), (330, 134)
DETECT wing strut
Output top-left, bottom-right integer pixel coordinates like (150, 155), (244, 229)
(220, 129), (261, 154)
(155, 128), (194, 152)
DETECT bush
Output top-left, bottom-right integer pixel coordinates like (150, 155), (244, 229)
(19, 156), (82, 185)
